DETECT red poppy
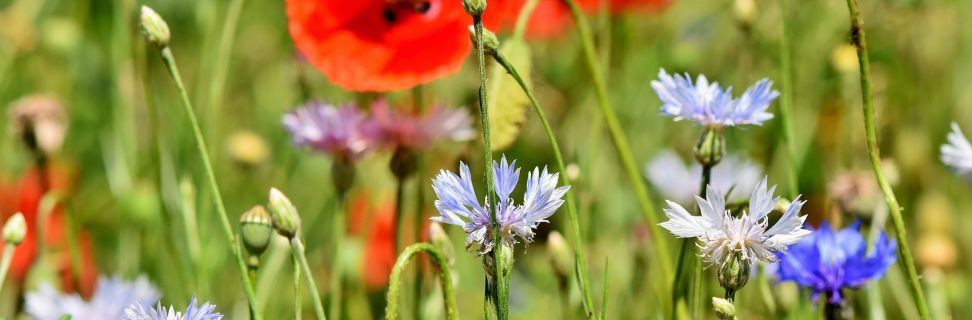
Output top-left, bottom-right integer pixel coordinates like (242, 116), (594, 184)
(496, 0), (671, 39)
(346, 192), (397, 290)
(287, 0), (503, 92)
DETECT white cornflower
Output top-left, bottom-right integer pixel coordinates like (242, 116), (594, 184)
(941, 122), (972, 180)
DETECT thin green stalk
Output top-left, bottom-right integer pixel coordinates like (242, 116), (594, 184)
(0, 244), (16, 293)
(204, 0), (246, 121)
(561, 0), (672, 279)
(777, 0), (799, 198)
(412, 85), (427, 320)
(158, 47), (262, 319)
(599, 258), (609, 320)
(394, 179), (406, 253)
(329, 196), (346, 320)
(292, 237), (327, 320)
(843, 0), (930, 318)
(386, 243), (458, 320)
(493, 52), (595, 318)
(294, 254), (302, 320)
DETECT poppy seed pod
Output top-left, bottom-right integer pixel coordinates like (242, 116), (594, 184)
(139, 6), (170, 47)
(268, 188), (301, 238)
(468, 25), (499, 55)
(240, 206), (274, 256)
(3, 213), (26, 245)
(694, 126), (725, 166)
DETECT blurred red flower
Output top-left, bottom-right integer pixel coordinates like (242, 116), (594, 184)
(287, 0), (502, 92)
(496, 0), (671, 39)
(347, 192), (397, 290)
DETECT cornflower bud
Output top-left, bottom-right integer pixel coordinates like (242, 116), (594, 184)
(240, 206), (274, 257)
(712, 297), (736, 320)
(462, 0), (486, 17)
(139, 6), (170, 47)
(389, 148), (418, 180)
(717, 253), (749, 298)
(268, 188), (301, 238)
(331, 159), (356, 198)
(3, 213), (26, 245)
(694, 126), (726, 166)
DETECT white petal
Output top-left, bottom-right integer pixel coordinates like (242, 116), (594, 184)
(659, 200), (707, 238)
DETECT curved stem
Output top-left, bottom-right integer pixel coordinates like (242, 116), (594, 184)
(158, 47), (262, 319)
(843, 0), (930, 318)
(492, 52), (595, 318)
(385, 243), (458, 320)
(561, 0), (672, 280)
(292, 237), (327, 320)
(0, 244), (16, 294)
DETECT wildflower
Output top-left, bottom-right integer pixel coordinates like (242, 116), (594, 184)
(7, 94), (67, 156)
(646, 150), (762, 205)
(493, 0), (670, 39)
(941, 122), (972, 180)
(366, 100), (475, 150)
(124, 297), (222, 320)
(283, 101), (374, 163)
(650, 69), (779, 127)
(25, 275), (159, 320)
(659, 177), (810, 265)
(776, 221), (897, 304)
(431, 155), (570, 254)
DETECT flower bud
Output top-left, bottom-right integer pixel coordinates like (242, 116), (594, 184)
(467, 25), (499, 55)
(268, 188), (301, 238)
(712, 297), (736, 320)
(7, 95), (67, 156)
(694, 126), (725, 166)
(429, 222), (456, 266)
(240, 205), (274, 256)
(331, 158), (356, 198)
(462, 0), (486, 17)
(3, 213), (27, 245)
(389, 147), (418, 180)
(547, 231), (572, 280)
(717, 253), (749, 294)
(139, 6), (170, 47)
(734, 0), (756, 29)
(495, 241), (515, 281)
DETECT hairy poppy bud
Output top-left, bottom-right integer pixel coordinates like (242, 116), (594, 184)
(694, 126), (725, 166)
(712, 297), (736, 320)
(240, 206), (274, 256)
(139, 6), (170, 47)
(462, 0), (486, 17)
(468, 25), (499, 55)
(717, 253), (749, 297)
(268, 188), (301, 238)
(3, 213), (26, 245)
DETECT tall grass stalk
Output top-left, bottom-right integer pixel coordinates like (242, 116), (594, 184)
(777, 0), (799, 198)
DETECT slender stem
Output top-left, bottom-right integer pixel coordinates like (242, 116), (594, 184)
(493, 52), (595, 318)
(158, 46), (262, 319)
(843, 0), (930, 318)
(385, 243), (458, 320)
(777, 0), (799, 198)
(0, 244), (16, 293)
(599, 257), (609, 320)
(411, 85), (427, 320)
(329, 196), (346, 320)
(394, 179), (406, 253)
(561, 0), (672, 279)
(205, 0), (246, 118)
(511, 0), (540, 39)
(292, 237), (327, 320)
(294, 254), (302, 320)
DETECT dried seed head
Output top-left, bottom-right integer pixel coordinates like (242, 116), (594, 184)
(240, 205), (274, 256)
(140, 6), (170, 47)
(268, 188), (301, 238)
(8, 95), (67, 156)
(3, 213), (26, 245)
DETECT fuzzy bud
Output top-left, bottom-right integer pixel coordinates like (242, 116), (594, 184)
(462, 0), (486, 17)
(139, 6), (170, 47)
(712, 297), (736, 320)
(3, 213), (26, 245)
(468, 25), (499, 55)
(268, 188), (301, 238)
(717, 253), (749, 294)
(694, 126), (725, 167)
(240, 206), (274, 256)
(429, 222), (456, 266)
(547, 231), (572, 280)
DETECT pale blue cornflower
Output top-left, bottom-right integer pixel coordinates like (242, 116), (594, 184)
(431, 155), (570, 254)
(282, 101), (374, 162)
(123, 297), (222, 320)
(651, 69), (779, 127)
(941, 122), (972, 180)
(646, 150), (762, 204)
(25, 275), (160, 320)
(659, 177), (810, 265)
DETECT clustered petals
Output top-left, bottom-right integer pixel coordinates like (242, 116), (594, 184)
(283, 101), (374, 162)
(651, 69), (778, 127)
(25, 275), (160, 320)
(941, 122), (972, 180)
(124, 297), (222, 320)
(366, 100), (475, 150)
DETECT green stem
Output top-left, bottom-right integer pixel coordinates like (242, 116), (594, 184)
(329, 196), (346, 320)
(385, 243), (458, 320)
(205, 0), (246, 119)
(158, 46), (262, 319)
(292, 237), (327, 320)
(0, 243), (16, 294)
(394, 179), (406, 253)
(492, 52), (595, 318)
(561, 0), (672, 280)
(294, 254), (302, 320)
(777, 0), (799, 198)
(843, 0), (930, 318)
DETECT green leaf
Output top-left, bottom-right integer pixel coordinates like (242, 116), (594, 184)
(487, 39), (532, 151)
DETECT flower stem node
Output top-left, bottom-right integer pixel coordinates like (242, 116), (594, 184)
(390, 148), (418, 180)
(712, 297), (736, 320)
(694, 126), (725, 166)
(331, 159), (356, 198)
(2, 213), (26, 245)
(467, 25), (499, 55)
(718, 253), (750, 297)
(268, 188), (301, 239)
(461, 0), (486, 17)
(139, 5), (170, 47)
(240, 205), (274, 257)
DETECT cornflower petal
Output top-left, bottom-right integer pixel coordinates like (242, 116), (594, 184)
(941, 122), (972, 179)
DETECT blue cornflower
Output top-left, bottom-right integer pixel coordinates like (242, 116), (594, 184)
(941, 122), (972, 180)
(651, 69), (779, 127)
(776, 221), (897, 304)
(431, 155), (570, 254)
(124, 297), (222, 320)
(25, 275), (159, 320)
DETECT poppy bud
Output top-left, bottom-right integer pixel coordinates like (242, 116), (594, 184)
(3, 213), (26, 245)
(139, 6), (170, 47)
(268, 188), (301, 238)
(711, 297), (736, 320)
(429, 222), (455, 266)
(331, 158), (356, 198)
(468, 25), (499, 55)
(717, 253), (749, 296)
(547, 231), (572, 280)
(694, 126), (725, 167)
(462, 0), (486, 17)
(240, 206), (274, 256)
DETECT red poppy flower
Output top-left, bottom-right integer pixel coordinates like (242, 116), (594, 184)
(496, 0), (671, 39)
(287, 0), (503, 92)
(346, 192), (397, 290)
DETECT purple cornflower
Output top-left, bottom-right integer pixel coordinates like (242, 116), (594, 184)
(776, 221), (897, 304)
(941, 122), (972, 180)
(431, 155), (570, 254)
(282, 101), (374, 162)
(646, 150), (762, 204)
(366, 100), (474, 150)
(659, 177), (810, 265)
(25, 275), (160, 320)
(124, 297), (222, 320)
(651, 69), (778, 127)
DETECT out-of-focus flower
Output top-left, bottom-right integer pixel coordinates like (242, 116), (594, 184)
(283, 101), (374, 162)
(431, 155), (570, 254)
(941, 122), (972, 180)
(831, 44), (859, 74)
(124, 297), (222, 320)
(286, 0), (498, 91)
(659, 177), (809, 265)
(650, 69), (778, 127)
(7, 94), (67, 156)
(646, 150), (761, 205)
(494, 0), (670, 39)
(25, 275), (159, 320)
(226, 130), (269, 166)
(366, 100), (474, 150)
(776, 221), (896, 304)
(917, 233), (957, 270)
(828, 170), (881, 216)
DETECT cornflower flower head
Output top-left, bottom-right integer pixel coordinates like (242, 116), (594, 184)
(366, 100), (474, 150)
(776, 221), (897, 304)
(282, 101), (374, 162)
(431, 155), (570, 254)
(941, 122), (972, 180)
(123, 297), (222, 320)
(25, 275), (159, 320)
(646, 150), (762, 205)
(650, 68), (778, 127)
(659, 177), (810, 265)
